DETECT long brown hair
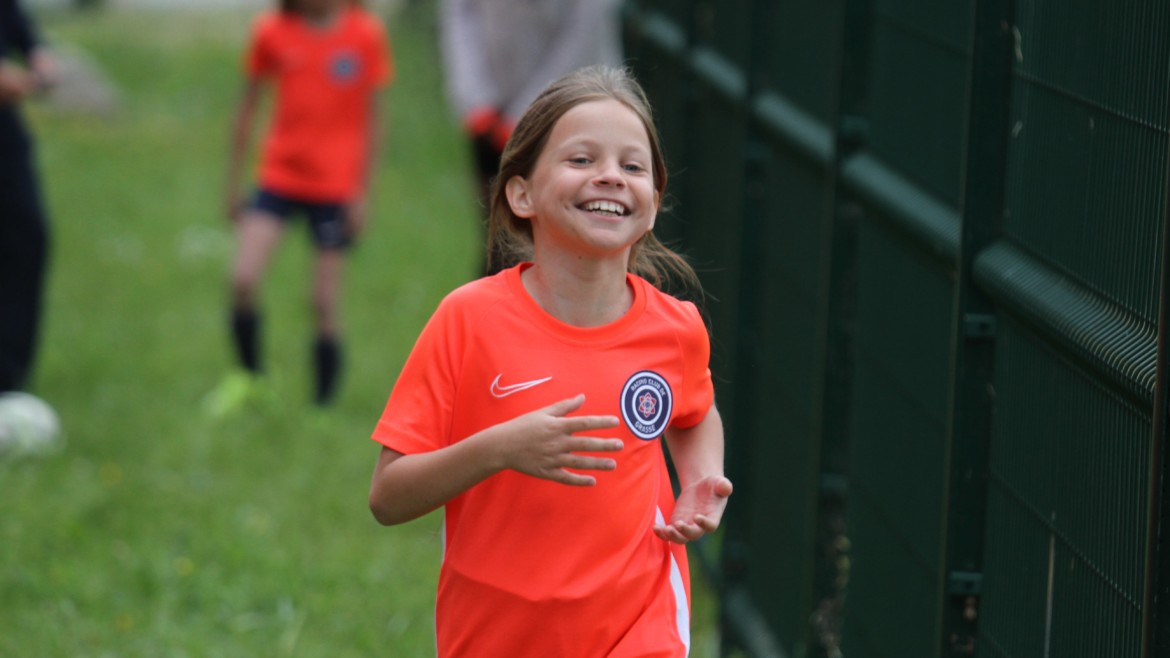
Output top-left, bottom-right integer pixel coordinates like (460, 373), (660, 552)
(486, 65), (702, 297)
(278, 0), (362, 13)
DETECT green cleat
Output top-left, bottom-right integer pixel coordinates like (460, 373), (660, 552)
(202, 371), (277, 418)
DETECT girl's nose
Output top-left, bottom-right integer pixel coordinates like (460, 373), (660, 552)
(593, 160), (626, 186)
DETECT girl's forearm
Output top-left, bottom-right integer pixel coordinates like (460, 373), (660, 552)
(368, 428), (504, 526)
(665, 405), (725, 485)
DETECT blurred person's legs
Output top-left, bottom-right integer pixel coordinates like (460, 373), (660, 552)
(310, 249), (343, 405)
(305, 202), (349, 406)
(204, 196), (285, 417)
(0, 145), (49, 393)
(209, 190), (350, 412)
(229, 205), (286, 374)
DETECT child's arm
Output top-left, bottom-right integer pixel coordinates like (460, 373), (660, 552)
(657, 404), (733, 544)
(346, 92), (382, 238)
(369, 394), (625, 526)
(223, 77), (262, 222)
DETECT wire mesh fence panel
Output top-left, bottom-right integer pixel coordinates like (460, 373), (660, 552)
(620, 0), (1168, 655)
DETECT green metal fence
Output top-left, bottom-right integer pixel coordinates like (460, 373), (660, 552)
(621, 0), (1170, 656)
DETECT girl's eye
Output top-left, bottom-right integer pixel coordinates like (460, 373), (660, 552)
(623, 163), (645, 173)
(569, 157), (591, 165)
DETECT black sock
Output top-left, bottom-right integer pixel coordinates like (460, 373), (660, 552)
(313, 335), (341, 405)
(231, 308), (261, 373)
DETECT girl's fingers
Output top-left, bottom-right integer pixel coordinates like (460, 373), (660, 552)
(653, 524), (690, 544)
(673, 521), (705, 541)
(694, 514), (720, 534)
(542, 396), (621, 431)
(544, 394), (586, 416)
(564, 455), (617, 472)
(564, 415), (621, 433)
(713, 477), (734, 498)
(653, 516), (721, 544)
(552, 470), (597, 487)
(571, 436), (623, 453)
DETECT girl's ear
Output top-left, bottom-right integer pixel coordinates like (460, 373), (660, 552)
(506, 175), (535, 219)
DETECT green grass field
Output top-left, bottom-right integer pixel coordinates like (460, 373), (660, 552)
(0, 2), (719, 655)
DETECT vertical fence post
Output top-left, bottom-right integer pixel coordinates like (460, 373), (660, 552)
(939, 0), (1015, 654)
(720, 0), (768, 650)
(824, 0), (872, 460)
(1145, 55), (1170, 658)
(811, 0), (871, 648)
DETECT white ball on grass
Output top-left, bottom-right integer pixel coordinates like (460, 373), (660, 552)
(0, 392), (62, 457)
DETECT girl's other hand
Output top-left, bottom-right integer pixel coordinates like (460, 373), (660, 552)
(653, 475), (733, 544)
(0, 62), (33, 105)
(496, 394), (624, 486)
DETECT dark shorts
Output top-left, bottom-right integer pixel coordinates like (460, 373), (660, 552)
(251, 188), (351, 250)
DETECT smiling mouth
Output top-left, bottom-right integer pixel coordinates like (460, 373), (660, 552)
(581, 200), (629, 217)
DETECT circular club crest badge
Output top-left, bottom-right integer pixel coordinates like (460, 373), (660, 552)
(620, 371), (673, 440)
(330, 52), (359, 82)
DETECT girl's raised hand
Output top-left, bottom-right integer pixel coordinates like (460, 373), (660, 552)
(653, 475), (733, 544)
(496, 394), (624, 486)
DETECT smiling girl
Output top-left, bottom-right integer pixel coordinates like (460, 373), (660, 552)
(368, 65), (731, 657)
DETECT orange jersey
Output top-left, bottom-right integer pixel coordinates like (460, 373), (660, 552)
(246, 7), (393, 201)
(372, 264), (714, 657)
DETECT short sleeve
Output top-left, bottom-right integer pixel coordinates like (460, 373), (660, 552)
(671, 301), (714, 429)
(365, 18), (395, 87)
(244, 15), (276, 78)
(371, 295), (465, 455)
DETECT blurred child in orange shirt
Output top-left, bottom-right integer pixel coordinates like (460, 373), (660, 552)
(211, 0), (393, 413)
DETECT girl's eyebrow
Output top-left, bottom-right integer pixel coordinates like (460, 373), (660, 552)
(556, 136), (602, 149)
(556, 137), (651, 155)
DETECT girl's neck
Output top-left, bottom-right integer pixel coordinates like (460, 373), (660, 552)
(300, 4), (344, 28)
(521, 258), (633, 328)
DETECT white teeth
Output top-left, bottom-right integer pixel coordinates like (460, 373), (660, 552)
(583, 200), (626, 215)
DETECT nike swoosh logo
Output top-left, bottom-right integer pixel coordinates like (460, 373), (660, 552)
(490, 374), (553, 398)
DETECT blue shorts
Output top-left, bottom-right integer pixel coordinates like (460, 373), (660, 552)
(251, 188), (351, 250)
